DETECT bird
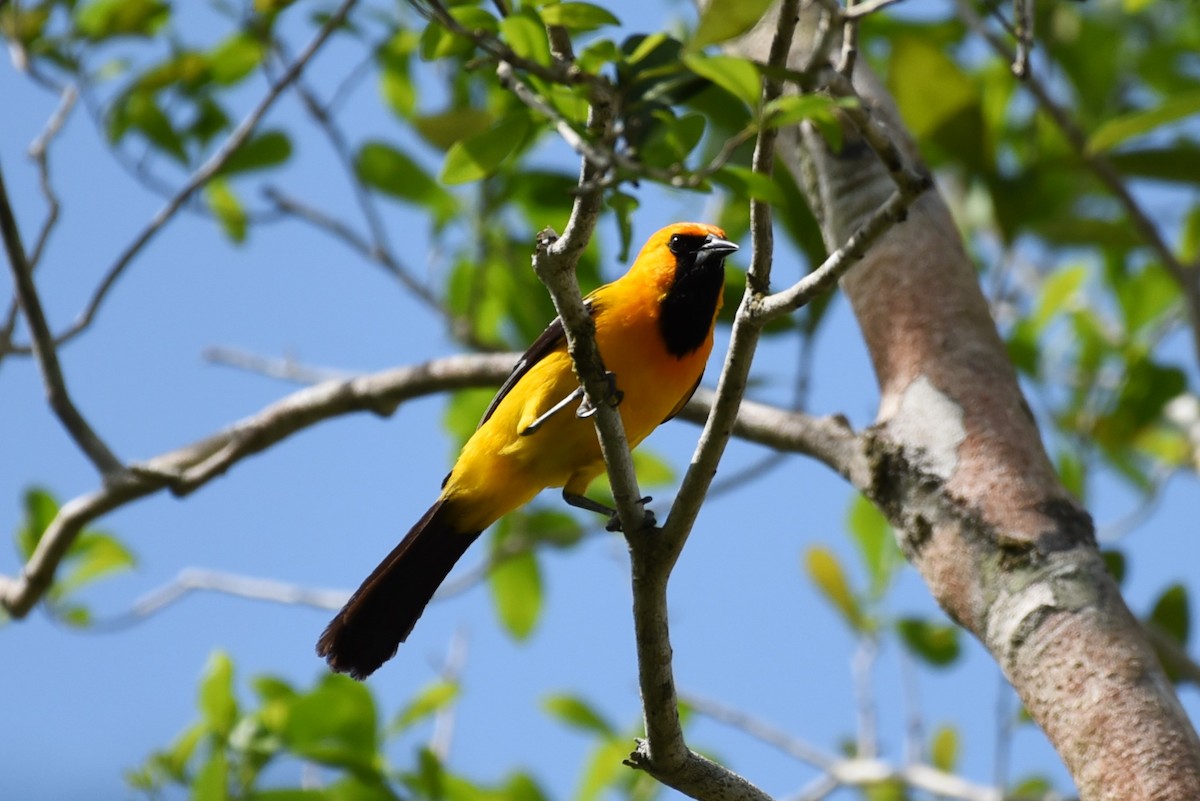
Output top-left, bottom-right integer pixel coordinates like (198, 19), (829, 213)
(317, 222), (739, 679)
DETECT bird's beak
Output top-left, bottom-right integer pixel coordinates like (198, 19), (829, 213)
(700, 235), (739, 256)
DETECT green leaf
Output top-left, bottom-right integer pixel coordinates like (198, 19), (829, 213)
(420, 7), (497, 60)
(499, 8), (551, 67)
(444, 388), (496, 448)
(1033, 264), (1087, 332)
(1011, 776), (1054, 797)
(413, 108), (495, 151)
(512, 508), (584, 549)
(712, 165), (785, 204)
(1087, 91), (1200, 154)
(53, 531), (136, 598)
(633, 449), (675, 488)
(930, 725), (959, 772)
(576, 737), (628, 801)
(1102, 549), (1127, 585)
(246, 791), (330, 801)
(208, 33), (264, 85)
(393, 681), (460, 731)
(846, 494), (899, 598)
(692, 0), (775, 48)
(199, 652), (238, 738)
(191, 748), (229, 801)
(1149, 583), (1190, 646)
(542, 693), (616, 737)
(638, 110), (707, 167)
(804, 546), (865, 631)
(489, 548), (542, 640)
(377, 30), (418, 119)
(763, 94), (840, 128)
(440, 113), (532, 185)
(114, 90), (187, 163)
(355, 141), (456, 223)
(75, 0), (168, 40)
(1109, 145), (1200, 186)
(16, 487), (59, 558)
(540, 3), (619, 32)
(896, 617), (961, 667)
(218, 131), (292, 177)
(1115, 263), (1178, 336)
(283, 675), (379, 773)
(205, 180), (247, 244)
(681, 54), (760, 108)
(501, 773), (550, 801)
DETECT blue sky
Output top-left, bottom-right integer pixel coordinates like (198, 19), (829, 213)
(2, 2), (1198, 799)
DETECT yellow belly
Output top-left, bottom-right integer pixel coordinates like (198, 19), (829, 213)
(441, 295), (712, 533)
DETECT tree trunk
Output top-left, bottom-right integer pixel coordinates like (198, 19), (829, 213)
(730, 7), (1200, 797)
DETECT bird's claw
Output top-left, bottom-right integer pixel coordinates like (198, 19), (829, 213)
(605, 496), (655, 532)
(577, 372), (622, 418)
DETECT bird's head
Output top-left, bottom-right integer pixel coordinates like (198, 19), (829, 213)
(629, 222), (740, 290)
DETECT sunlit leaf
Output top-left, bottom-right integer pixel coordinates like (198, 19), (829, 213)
(393, 680), (460, 731)
(681, 54), (760, 108)
(847, 494), (900, 598)
(540, 3), (619, 32)
(1033, 264), (1087, 332)
(489, 548), (542, 640)
(283, 674), (379, 773)
(218, 131), (292, 176)
(199, 651), (238, 738)
(692, 0), (775, 48)
(500, 8), (551, 67)
(355, 141), (456, 223)
(930, 725), (959, 772)
(1087, 91), (1200, 154)
(75, 0), (168, 40)
(209, 33), (264, 85)
(441, 113), (532, 184)
(192, 749), (229, 801)
(896, 617), (961, 667)
(205, 179), (248, 243)
(804, 546), (865, 631)
(712, 165), (785, 204)
(413, 108), (495, 151)
(542, 693), (616, 737)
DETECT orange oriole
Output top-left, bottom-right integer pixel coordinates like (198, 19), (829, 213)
(317, 222), (738, 678)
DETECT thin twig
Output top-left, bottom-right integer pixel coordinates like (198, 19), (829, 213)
(34, 0), (359, 352)
(689, 694), (1008, 801)
(26, 84), (77, 270)
(0, 161), (123, 475)
(203, 345), (352, 385)
(0, 351), (518, 619)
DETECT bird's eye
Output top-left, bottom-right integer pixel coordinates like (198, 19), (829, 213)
(668, 234), (683, 255)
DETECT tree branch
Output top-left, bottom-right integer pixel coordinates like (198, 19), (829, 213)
(0, 160), (123, 475)
(0, 352), (516, 618)
(12, 0), (358, 354)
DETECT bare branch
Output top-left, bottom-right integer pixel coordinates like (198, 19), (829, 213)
(202, 345), (352, 385)
(26, 0), (359, 352)
(0, 161), (123, 474)
(89, 568), (349, 632)
(26, 84), (77, 271)
(0, 351), (516, 619)
(687, 695), (1009, 801)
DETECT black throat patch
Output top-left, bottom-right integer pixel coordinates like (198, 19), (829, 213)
(658, 234), (728, 358)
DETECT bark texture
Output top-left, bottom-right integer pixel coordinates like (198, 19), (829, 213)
(730, 7), (1200, 797)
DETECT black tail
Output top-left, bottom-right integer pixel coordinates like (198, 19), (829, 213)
(317, 499), (481, 679)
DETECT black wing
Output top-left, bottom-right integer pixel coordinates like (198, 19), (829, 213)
(477, 299), (596, 429)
